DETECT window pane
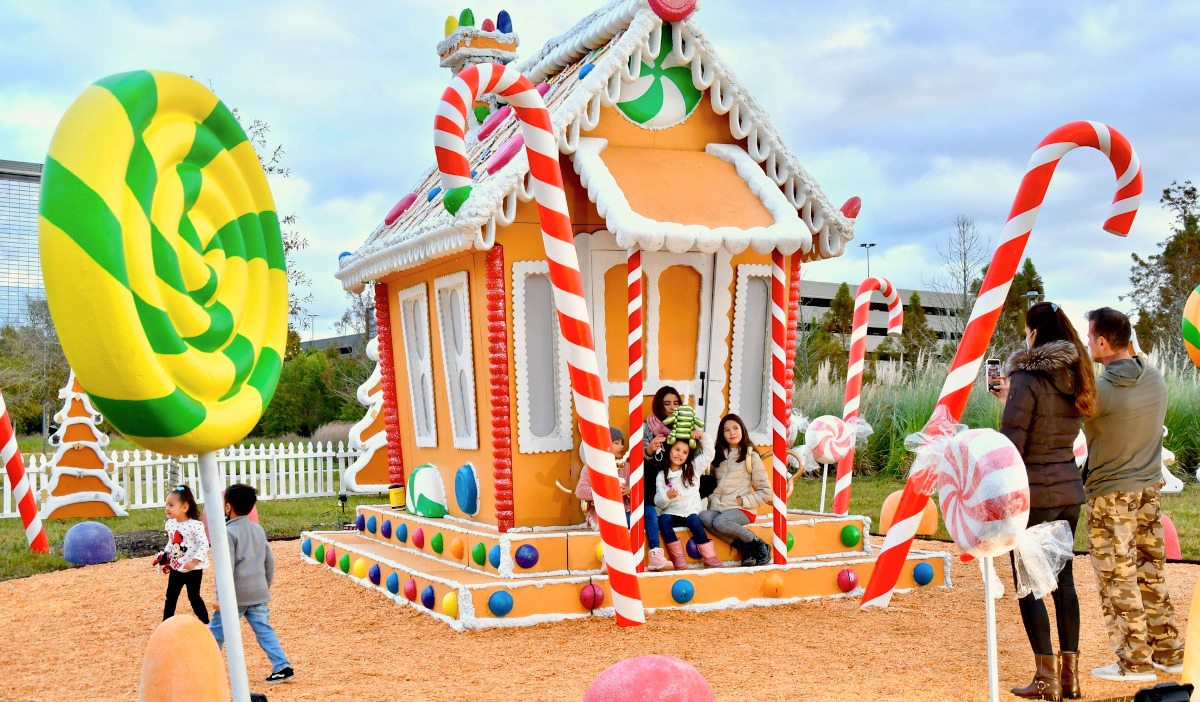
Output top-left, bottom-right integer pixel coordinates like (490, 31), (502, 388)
(525, 275), (558, 437)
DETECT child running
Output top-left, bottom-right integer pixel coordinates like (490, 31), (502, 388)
(159, 485), (210, 623)
(654, 428), (720, 568)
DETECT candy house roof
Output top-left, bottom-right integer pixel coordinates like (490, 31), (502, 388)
(337, 0), (857, 292)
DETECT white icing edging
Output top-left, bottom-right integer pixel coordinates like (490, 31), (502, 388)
(511, 260), (574, 454)
(343, 337), (389, 493)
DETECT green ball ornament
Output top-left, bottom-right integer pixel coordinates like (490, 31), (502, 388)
(786, 532), (794, 552)
(841, 525), (862, 548)
(338, 553), (350, 573)
(473, 105), (490, 123)
(314, 544), (325, 563)
(472, 542), (486, 566)
(443, 185), (472, 216)
(432, 532), (444, 554)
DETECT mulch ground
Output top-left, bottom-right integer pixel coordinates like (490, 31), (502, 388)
(0, 538), (1192, 701)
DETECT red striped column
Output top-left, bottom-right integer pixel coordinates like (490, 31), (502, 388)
(770, 250), (788, 564)
(627, 249), (645, 568)
(486, 246), (515, 532)
(374, 282), (405, 489)
(1, 391), (47, 552)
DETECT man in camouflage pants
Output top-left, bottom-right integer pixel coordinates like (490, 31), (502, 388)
(1083, 308), (1184, 683)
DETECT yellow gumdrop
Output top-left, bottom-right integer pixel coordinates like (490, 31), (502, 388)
(444, 15), (458, 36)
(442, 591), (458, 618)
(351, 558), (368, 579)
(595, 542), (605, 563)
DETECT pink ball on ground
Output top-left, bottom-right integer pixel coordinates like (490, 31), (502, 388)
(1162, 514), (1182, 561)
(583, 655), (714, 702)
(580, 583), (605, 610)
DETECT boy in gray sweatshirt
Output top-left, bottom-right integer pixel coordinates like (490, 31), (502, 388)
(208, 483), (294, 685)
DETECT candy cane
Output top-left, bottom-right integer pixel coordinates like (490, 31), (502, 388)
(1, 390), (48, 553)
(832, 278), (902, 515)
(770, 250), (789, 564)
(862, 121), (1142, 608)
(435, 63), (644, 626)
(627, 249), (645, 569)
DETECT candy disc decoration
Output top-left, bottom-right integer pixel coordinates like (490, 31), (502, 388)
(39, 71), (287, 455)
(936, 428), (1030, 559)
(616, 24), (702, 128)
(805, 415), (852, 464)
(1183, 283), (1200, 368)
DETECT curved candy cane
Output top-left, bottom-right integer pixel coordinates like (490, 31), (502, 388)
(832, 277), (901, 515)
(435, 63), (644, 626)
(1, 390), (48, 553)
(862, 121), (1142, 608)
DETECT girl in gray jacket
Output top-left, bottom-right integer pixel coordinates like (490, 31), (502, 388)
(699, 414), (773, 566)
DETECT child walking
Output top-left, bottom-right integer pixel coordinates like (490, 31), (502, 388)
(160, 485), (210, 623)
(208, 484), (295, 685)
(654, 431), (721, 568)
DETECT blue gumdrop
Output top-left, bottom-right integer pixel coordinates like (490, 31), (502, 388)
(671, 579), (695, 604)
(497, 9), (512, 33)
(367, 515), (377, 534)
(685, 538), (699, 560)
(488, 544), (501, 568)
(338, 251), (352, 259)
(368, 563), (381, 586)
(397, 523), (409, 543)
(455, 464), (479, 515)
(421, 584), (436, 609)
(470, 169), (478, 178)
(488, 590), (514, 617)
(63, 521), (116, 565)
(381, 519), (392, 539)
(514, 544), (539, 569)
(427, 186), (442, 202)
(579, 63), (594, 79)
(913, 562), (935, 586)
(302, 538), (312, 557)
(386, 571), (400, 595)
(355, 514), (365, 532)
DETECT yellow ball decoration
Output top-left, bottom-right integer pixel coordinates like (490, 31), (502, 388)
(442, 590), (459, 618)
(351, 558), (368, 579)
(595, 542), (605, 563)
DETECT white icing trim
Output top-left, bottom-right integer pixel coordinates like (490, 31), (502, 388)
(511, 261), (574, 454)
(343, 337), (389, 493)
(433, 271), (480, 450)
(396, 283), (438, 448)
(436, 27), (519, 59)
(705, 247), (733, 429)
(730, 263), (773, 444)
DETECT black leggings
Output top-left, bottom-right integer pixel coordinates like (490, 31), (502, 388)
(1009, 504), (1079, 656)
(164, 568), (209, 623)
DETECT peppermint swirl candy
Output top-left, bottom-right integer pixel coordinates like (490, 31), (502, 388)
(804, 415), (852, 464)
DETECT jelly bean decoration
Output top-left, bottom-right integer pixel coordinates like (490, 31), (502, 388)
(351, 557), (367, 579)
(913, 562), (935, 586)
(442, 591), (458, 618)
(580, 583), (606, 610)
(314, 544), (325, 563)
(472, 542), (486, 566)
(368, 563), (381, 586)
(488, 544), (501, 568)
(397, 523), (408, 543)
(458, 8), (474, 26)
(515, 544), (539, 569)
(404, 578), (418, 601)
(841, 525), (862, 548)
(355, 514), (365, 532)
(595, 542), (605, 564)
(301, 539), (312, 557)
(477, 106), (512, 140)
(671, 579), (695, 604)
(386, 572), (400, 595)
(536, 82), (551, 97)
(497, 10), (512, 33)
(685, 539), (699, 560)
(384, 193), (417, 225)
(427, 186), (442, 202)
(421, 584), (436, 609)
(381, 519), (392, 539)
(488, 590), (514, 617)
(338, 553), (350, 573)
(763, 572), (785, 598)
(432, 532), (444, 554)
(786, 532), (795, 552)
(837, 568), (858, 593)
(367, 515), (377, 534)
(580, 64), (595, 80)
(450, 537), (465, 560)
(413, 528), (425, 549)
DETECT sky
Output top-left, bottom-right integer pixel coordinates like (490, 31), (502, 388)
(2, 0), (1197, 339)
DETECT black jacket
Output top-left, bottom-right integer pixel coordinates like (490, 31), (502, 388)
(1000, 340), (1087, 509)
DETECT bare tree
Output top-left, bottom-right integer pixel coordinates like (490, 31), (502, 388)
(925, 215), (991, 338)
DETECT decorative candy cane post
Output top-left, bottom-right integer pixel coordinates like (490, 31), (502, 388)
(627, 249), (646, 569)
(2, 390), (48, 553)
(435, 63), (644, 626)
(832, 277), (902, 515)
(770, 250), (789, 564)
(862, 121), (1142, 608)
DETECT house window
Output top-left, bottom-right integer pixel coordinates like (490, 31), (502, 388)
(397, 283), (437, 447)
(512, 261), (573, 453)
(730, 264), (772, 444)
(434, 271), (478, 449)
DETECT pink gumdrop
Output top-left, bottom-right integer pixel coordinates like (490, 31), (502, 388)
(840, 196), (862, 219)
(478, 105), (512, 141)
(647, 0), (697, 22)
(486, 133), (524, 175)
(481, 18), (495, 31)
(1162, 514), (1182, 561)
(580, 583), (605, 610)
(412, 528), (425, 549)
(535, 82), (550, 97)
(583, 655), (714, 702)
(836, 567), (858, 593)
(403, 578), (417, 601)
(385, 193), (417, 225)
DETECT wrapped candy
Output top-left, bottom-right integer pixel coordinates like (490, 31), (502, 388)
(805, 415), (852, 464)
(936, 428), (1030, 558)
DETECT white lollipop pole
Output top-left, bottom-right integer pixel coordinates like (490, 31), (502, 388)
(199, 450), (251, 702)
(982, 555), (999, 702)
(819, 464), (829, 513)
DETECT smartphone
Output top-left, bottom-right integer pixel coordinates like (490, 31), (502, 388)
(986, 358), (1001, 393)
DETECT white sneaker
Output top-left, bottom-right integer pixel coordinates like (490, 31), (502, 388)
(1090, 662), (1156, 682)
(1152, 659), (1184, 674)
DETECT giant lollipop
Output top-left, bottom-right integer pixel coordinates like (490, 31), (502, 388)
(805, 415), (852, 512)
(1183, 283), (1200, 368)
(40, 70), (287, 702)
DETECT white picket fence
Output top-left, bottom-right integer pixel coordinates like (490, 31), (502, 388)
(1, 441), (362, 518)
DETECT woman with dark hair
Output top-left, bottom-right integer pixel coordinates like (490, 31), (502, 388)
(992, 301), (1097, 701)
(699, 414), (772, 566)
(641, 385), (684, 570)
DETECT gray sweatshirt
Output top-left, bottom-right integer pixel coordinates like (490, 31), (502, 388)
(222, 515), (274, 607)
(1082, 357), (1167, 500)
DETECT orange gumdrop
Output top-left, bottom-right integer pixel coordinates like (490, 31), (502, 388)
(138, 615), (231, 702)
(878, 490), (939, 536)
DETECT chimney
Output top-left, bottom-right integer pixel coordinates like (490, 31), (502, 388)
(438, 9), (519, 126)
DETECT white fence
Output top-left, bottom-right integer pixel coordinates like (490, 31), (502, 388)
(1, 441), (362, 518)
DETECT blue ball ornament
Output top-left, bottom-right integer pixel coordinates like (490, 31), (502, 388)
(671, 579), (695, 604)
(386, 572), (400, 595)
(338, 251), (352, 260)
(381, 519), (392, 539)
(367, 515), (377, 533)
(355, 514), (365, 532)
(685, 538), (699, 560)
(455, 464), (479, 515)
(397, 523), (409, 543)
(488, 544), (502, 568)
(63, 521), (116, 565)
(301, 538), (312, 557)
(427, 186), (442, 202)
(488, 590), (514, 617)
(421, 585), (436, 609)
(368, 563), (381, 586)
(913, 562), (935, 586)
(514, 544), (539, 569)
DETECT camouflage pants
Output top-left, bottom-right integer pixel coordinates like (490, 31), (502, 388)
(1086, 486), (1184, 672)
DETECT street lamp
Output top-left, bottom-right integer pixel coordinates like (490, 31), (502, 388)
(859, 242), (876, 278)
(304, 313), (318, 345)
(1022, 291), (1043, 311)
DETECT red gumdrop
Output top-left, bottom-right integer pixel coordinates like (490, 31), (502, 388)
(325, 547), (337, 567)
(403, 578), (417, 601)
(840, 196), (862, 219)
(385, 193), (417, 225)
(482, 18), (495, 31)
(486, 133), (524, 174)
(647, 0), (696, 22)
(583, 656), (714, 702)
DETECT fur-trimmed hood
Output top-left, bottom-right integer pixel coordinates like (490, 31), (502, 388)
(1006, 340), (1078, 394)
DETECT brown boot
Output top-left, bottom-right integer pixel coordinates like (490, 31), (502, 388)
(1011, 654), (1061, 701)
(1059, 652), (1080, 700)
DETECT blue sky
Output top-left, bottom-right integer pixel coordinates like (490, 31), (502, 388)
(2, 1), (1197, 338)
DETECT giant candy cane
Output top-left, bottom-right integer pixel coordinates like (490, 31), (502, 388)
(1, 390), (47, 553)
(832, 277), (902, 515)
(627, 249), (646, 569)
(861, 121), (1142, 608)
(435, 63), (644, 625)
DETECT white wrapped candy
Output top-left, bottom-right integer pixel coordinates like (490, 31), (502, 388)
(936, 428), (1029, 558)
(805, 415), (853, 464)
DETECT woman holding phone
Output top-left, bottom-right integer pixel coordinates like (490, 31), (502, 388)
(992, 301), (1096, 701)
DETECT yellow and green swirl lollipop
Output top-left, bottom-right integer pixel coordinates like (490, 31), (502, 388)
(39, 70), (287, 455)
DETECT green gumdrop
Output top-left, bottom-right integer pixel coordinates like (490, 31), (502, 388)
(458, 8), (475, 26)
(474, 105), (490, 123)
(443, 185), (472, 215)
(841, 525), (862, 548)
(786, 532), (794, 551)
(314, 544), (325, 562)
(432, 532), (444, 554)
(472, 542), (486, 566)
(338, 553), (350, 573)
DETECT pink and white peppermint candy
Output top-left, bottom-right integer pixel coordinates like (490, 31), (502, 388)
(937, 428), (1030, 559)
(1072, 430), (1087, 468)
(805, 415), (853, 464)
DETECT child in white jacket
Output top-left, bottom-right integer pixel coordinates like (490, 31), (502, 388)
(654, 432), (721, 568)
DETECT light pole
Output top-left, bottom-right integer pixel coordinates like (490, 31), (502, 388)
(859, 242), (876, 279)
(304, 313), (318, 346)
(1022, 290), (1043, 311)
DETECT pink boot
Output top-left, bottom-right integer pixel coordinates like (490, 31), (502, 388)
(664, 540), (688, 569)
(696, 540), (723, 568)
(646, 547), (673, 571)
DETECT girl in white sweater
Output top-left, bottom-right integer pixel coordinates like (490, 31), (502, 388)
(654, 432), (720, 568)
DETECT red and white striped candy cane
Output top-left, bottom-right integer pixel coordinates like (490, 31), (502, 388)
(832, 277), (901, 515)
(1, 390), (48, 553)
(770, 250), (789, 564)
(862, 121), (1142, 608)
(435, 63), (644, 626)
(627, 249), (645, 570)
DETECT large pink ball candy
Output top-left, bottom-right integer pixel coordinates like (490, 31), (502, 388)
(937, 428), (1030, 558)
(805, 415), (853, 464)
(583, 655), (715, 702)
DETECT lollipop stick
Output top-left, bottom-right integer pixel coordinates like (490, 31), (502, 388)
(200, 451), (251, 702)
(819, 463), (828, 513)
(982, 556), (999, 702)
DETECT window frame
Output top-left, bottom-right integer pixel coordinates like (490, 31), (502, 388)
(511, 260), (574, 453)
(396, 282), (438, 448)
